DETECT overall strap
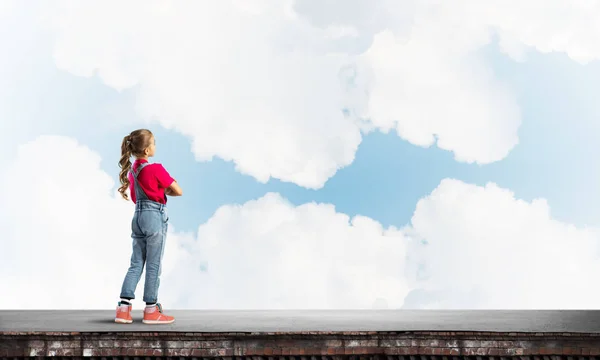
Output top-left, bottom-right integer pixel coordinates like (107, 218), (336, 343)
(130, 162), (151, 201)
(134, 162), (150, 178)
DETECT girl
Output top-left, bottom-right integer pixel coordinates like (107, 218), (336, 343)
(114, 129), (183, 324)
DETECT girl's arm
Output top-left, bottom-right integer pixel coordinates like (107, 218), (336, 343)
(165, 179), (183, 196)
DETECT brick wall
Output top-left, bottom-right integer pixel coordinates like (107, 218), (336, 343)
(2, 331), (600, 358)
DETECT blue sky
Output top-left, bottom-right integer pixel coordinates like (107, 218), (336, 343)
(3, 1), (600, 310)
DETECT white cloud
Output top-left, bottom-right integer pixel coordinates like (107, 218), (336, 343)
(34, 0), (600, 188)
(297, 0), (600, 164)
(2, 137), (599, 310)
(4, 0), (599, 189)
(358, 29), (521, 164)
(159, 193), (410, 309)
(402, 179), (600, 309)
(0, 136), (135, 309)
(42, 0), (364, 189)
(486, 0), (600, 64)
(0, 1), (133, 165)
(174, 178), (600, 310)
(0, 0), (15, 18)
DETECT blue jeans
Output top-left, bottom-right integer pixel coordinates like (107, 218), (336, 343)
(120, 200), (168, 304)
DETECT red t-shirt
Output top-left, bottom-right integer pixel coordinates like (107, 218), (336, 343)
(128, 159), (175, 204)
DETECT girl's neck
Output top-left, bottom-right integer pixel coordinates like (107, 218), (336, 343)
(136, 156), (149, 161)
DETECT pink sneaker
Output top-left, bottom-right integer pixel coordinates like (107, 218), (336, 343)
(114, 302), (133, 324)
(142, 303), (174, 324)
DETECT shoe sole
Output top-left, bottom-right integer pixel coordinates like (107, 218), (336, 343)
(115, 318), (132, 324)
(142, 319), (175, 324)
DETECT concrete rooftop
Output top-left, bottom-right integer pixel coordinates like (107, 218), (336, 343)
(1, 310), (600, 333)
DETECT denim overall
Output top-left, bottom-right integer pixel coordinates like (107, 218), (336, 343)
(119, 162), (169, 304)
